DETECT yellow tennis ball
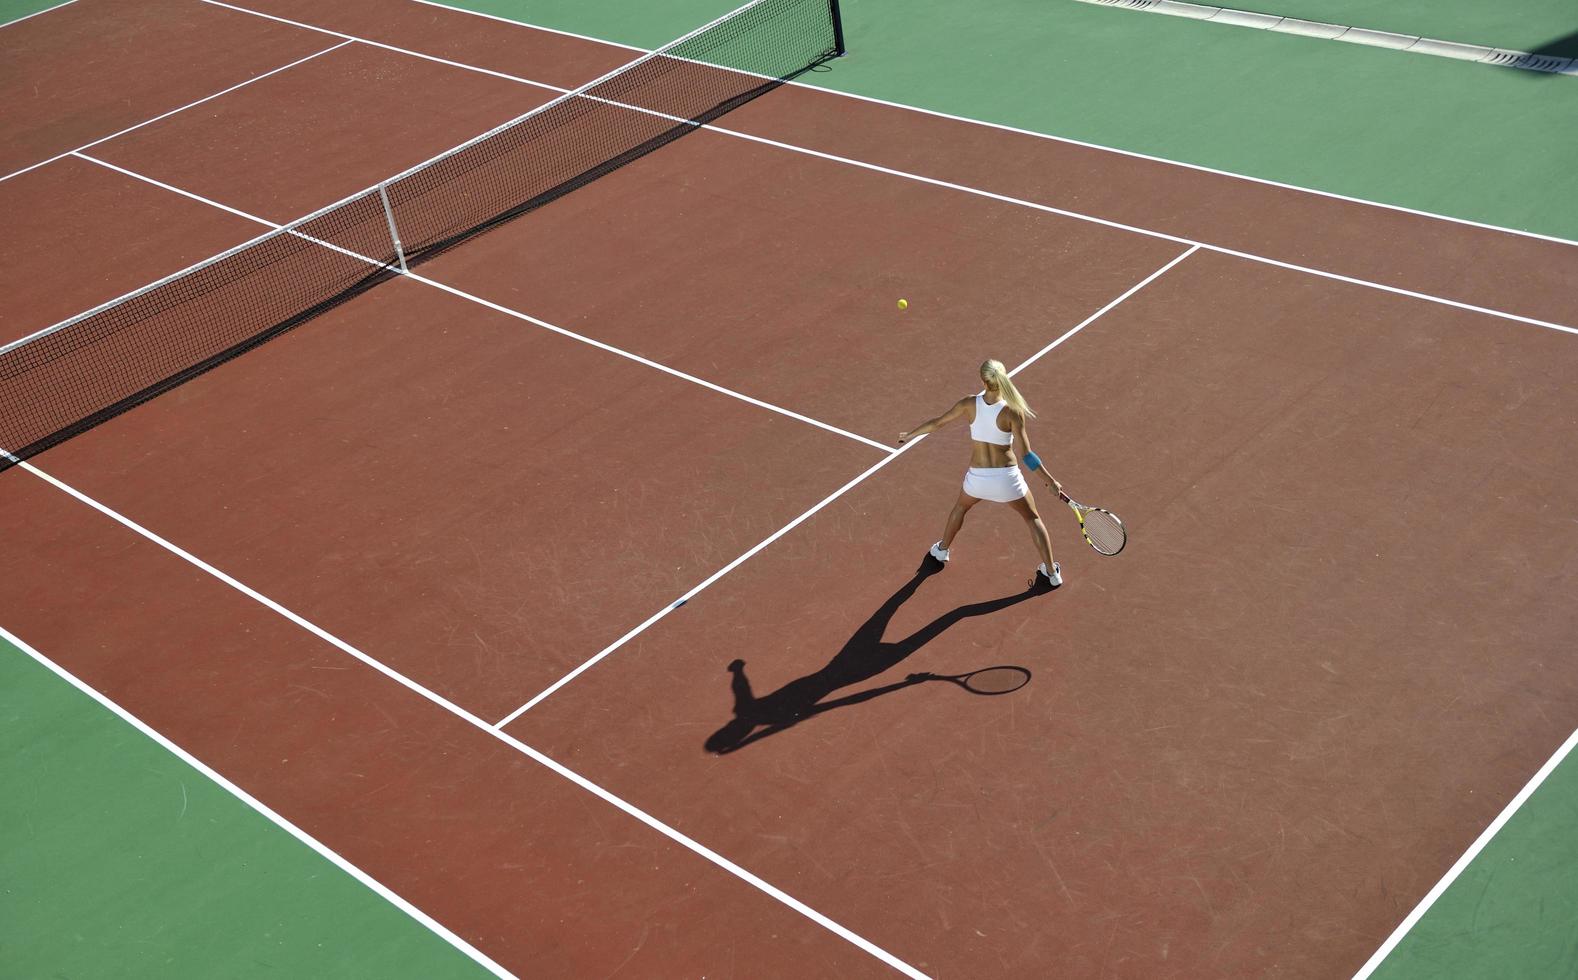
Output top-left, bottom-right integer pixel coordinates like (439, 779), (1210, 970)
(897, 298), (908, 310)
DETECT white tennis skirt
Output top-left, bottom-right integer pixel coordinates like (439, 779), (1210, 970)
(962, 466), (1029, 503)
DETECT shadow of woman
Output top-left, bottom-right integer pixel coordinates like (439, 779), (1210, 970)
(705, 559), (1039, 754)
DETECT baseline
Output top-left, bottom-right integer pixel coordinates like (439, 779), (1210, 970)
(0, 0), (75, 30)
(505, 245), (1578, 979)
(12, 0), (1563, 361)
(9, 456), (927, 980)
(400, 0), (1578, 250)
(188, 0), (1578, 335)
(0, 623), (511, 979)
(1354, 720), (1578, 978)
(8, 257), (883, 717)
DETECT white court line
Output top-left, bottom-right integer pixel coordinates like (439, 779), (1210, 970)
(409, 278), (893, 451)
(495, 243), (1199, 728)
(177, 0), (1578, 270)
(187, 0), (1578, 340)
(15, 7), (1574, 975)
(0, 0), (75, 30)
(1352, 720), (1578, 979)
(10, 459), (929, 980)
(0, 623), (514, 980)
(71, 147), (1194, 725)
(1011, 245), (1198, 375)
(400, 0), (1578, 251)
(72, 152), (893, 454)
(25, 10), (1572, 973)
(199, 0), (573, 94)
(496, 446), (914, 727)
(652, 120), (1578, 338)
(0, 40), (353, 185)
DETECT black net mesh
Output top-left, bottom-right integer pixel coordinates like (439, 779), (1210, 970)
(0, 192), (398, 469)
(388, 0), (841, 259)
(0, 0), (840, 472)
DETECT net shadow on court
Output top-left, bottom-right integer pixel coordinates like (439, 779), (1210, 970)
(1528, 28), (1578, 61)
(0, 0), (844, 472)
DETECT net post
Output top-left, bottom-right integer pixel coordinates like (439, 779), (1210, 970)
(377, 183), (409, 274)
(829, 0), (846, 56)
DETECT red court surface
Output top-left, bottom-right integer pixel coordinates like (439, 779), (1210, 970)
(237, 0), (1578, 327)
(0, 0), (332, 174)
(19, 270), (883, 717)
(508, 248), (1578, 977)
(84, 48), (1188, 441)
(5, 2), (1578, 977)
(238, 0), (632, 88)
(87, 40), (556, 219)
(0, 155), (260, 341)
(0, 474), (891, 978)
(416, 128), (1190, 444)
(716, 88), (1578, 330)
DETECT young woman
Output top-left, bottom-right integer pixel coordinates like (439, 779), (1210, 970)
(899, 359), (1063, 589)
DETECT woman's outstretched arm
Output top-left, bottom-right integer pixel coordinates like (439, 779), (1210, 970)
(1010, 411), (1061, 493)
(899, 397), (971, 444)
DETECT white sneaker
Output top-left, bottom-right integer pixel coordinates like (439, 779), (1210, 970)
(1036, 561), (1062, 588)
(929, 542), (950, 563)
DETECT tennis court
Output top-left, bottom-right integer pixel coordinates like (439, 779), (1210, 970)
(3, 0), (1577, 977)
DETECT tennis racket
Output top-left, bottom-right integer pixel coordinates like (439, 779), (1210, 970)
(906, 666), (1031, 694)
(1056, 487), (1127, 556)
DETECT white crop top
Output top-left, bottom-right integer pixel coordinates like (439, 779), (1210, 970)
(970, 394), (1013, 446)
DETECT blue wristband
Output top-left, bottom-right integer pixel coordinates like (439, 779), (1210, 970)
(1023, 451), (1042, 471)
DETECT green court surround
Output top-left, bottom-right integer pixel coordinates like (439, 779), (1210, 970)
(0, 637), (486, 979)
(3, 0), (1574, 975)
(440, 0), (1578, 243)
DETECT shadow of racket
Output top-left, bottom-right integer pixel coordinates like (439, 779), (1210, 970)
(905, 666), (1031, 695)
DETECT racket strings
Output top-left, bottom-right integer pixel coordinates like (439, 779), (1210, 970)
(1083, 509), (1127, 555)
(959, 666), (1030, 694)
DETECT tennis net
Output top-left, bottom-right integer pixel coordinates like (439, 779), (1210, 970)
(0, 0), (844, 472)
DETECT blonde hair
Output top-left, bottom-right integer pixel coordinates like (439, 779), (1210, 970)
(980, 359), (1035, 419)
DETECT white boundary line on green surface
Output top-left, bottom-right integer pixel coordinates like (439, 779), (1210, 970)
(6, 6), (1572, 974)
(0, 623), (514, 980)
(0, 0), (76, 30)
(11, 9), (1571, 437)
(655, 122), (1578, 338)
(1352, 721), (1578, 979)
(0, 39), (353, 186)
(169, 0), (1578, 340)
(396, 0), (1578, 251)
(68, 151), (894, 455)
(9, 460), (930, 980)
(1073, 0), (1578, 77)
(74, 128), (1578, 517)
(177, 0), (1578, 341)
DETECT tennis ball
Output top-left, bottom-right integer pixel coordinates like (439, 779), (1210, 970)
(897, 298), (908, 310)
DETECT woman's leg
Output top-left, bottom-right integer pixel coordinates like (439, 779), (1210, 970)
(1008, 494), (1054, 570)
(940, 490), (982, 551)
